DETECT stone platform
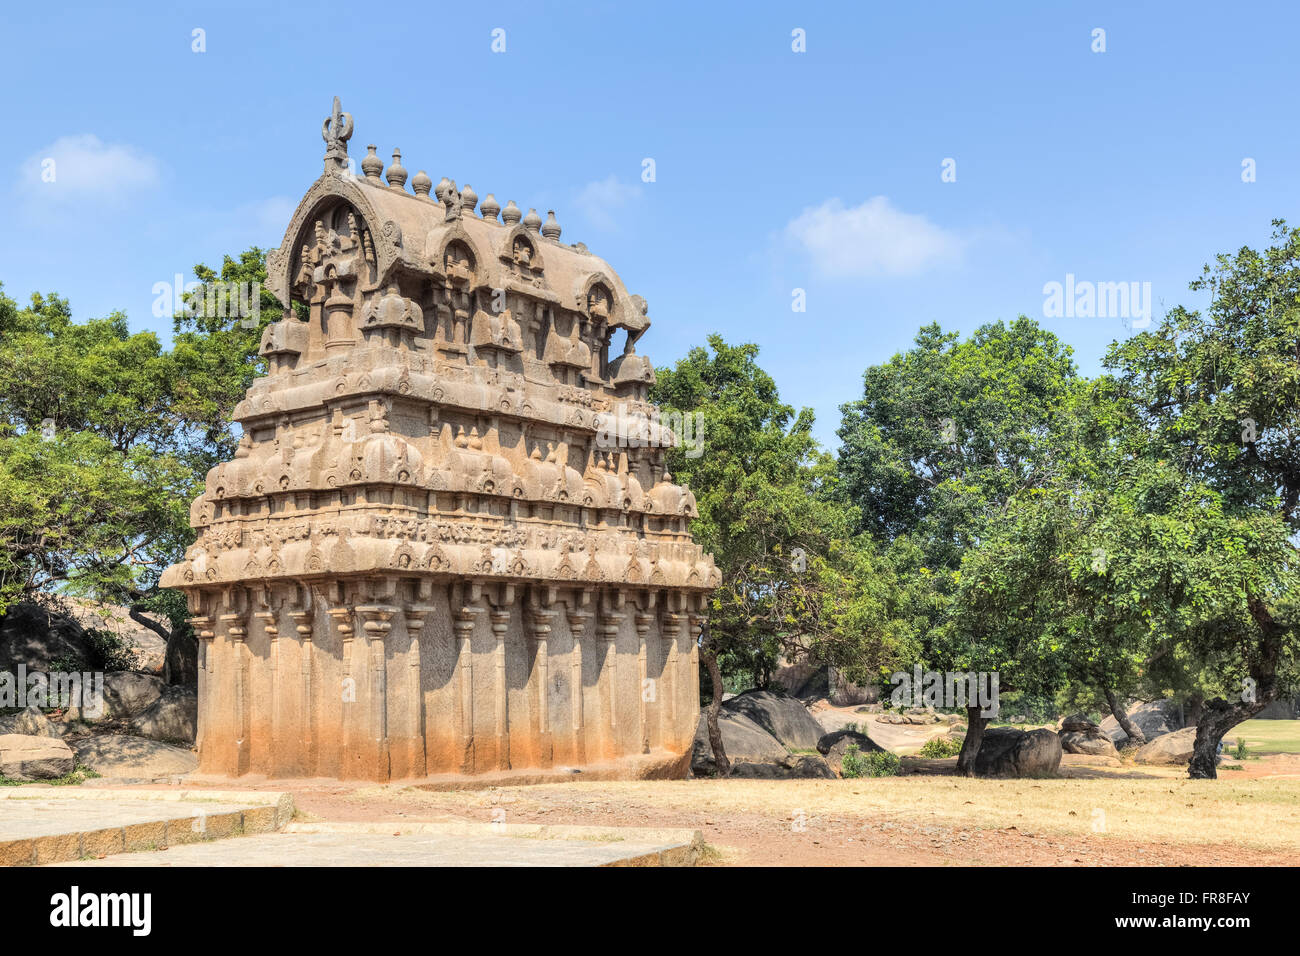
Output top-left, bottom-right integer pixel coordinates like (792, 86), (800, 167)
(52, 820), (702, 867)
(0, 788), (293, 866)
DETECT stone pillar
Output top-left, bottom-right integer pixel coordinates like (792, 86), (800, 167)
(634, 610), (654, 755)
(661, 612), (686, 752)
(525, 604), (557, 767)
(565, 605), (590, 766)
(327, 606), (356, 779)
(404, 604), (436, 780)
(357, 605), (397, 780)
(488, 606), (511, 771)
(452, 605), (481, 774)
(253, 608), (279, 775)
(288, 606), (315, 775)
(189, 614), (215, 769)
(323, 284), (355, 351)
(597, 604), (625, 760)
(219, 611), (250, 776)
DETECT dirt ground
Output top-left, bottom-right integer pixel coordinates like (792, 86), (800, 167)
(154, 752), (1300, 866)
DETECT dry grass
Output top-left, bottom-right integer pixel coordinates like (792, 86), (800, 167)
(364, 774), (1300, 853)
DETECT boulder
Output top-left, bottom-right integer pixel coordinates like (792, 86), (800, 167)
(70, 735), (197, 778)
(1134, 726), (1198, 766)
(0, 704), (57, 738)
(102, 672), (165, 719)
(691, 710), (789, 775)
(973, 727), (1062, 778)
(817, 729), (886, 775)
(729, 754), (837, 779)
(129, 684), (197, 743)
(723, 689), (825, 752)
(1100, 699), (1181, 745)
(770, 660), (825, 700)
(0, 601), (95, 673)
(1058, 712), (1100, 733)
(1058, 730), (1120, 759)
(828, 666), (879, 706)
(1061, 752), (1123, 769)
(60, 599), (167, 674)
(0, 598), (165, 676)
(0, 733), (75, 780)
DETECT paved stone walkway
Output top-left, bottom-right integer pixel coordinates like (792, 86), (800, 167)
(0, 789), (292, 865)
(56, 826), (697, 866)
(3, 788), (699, 866)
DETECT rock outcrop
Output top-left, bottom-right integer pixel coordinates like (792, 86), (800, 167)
(723, 689), (825, 751)
(817, 729), (886, 775)
(0, 734), (75, 780)
(130, 685), (198, 744)
(1056, 714), (1120, 759)
(70, 735), (197, 779)
(1133, 726), (1198, 766)
(973, 728), (1062, 778)
(1100, 700), (1181, 745)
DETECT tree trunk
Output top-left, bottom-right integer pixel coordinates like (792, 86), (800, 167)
(1188, 697), (1267, 779)
(1192, 594), (1289, 778)
(701, 641), (730, 777)
(129, 605), (196, 685)
(1103, 686), (1144, 745)
(955, 705), (989, 777)
(164, 626), (198, 686)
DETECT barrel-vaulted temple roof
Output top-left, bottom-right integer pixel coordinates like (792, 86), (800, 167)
(265, 97), (651, 349)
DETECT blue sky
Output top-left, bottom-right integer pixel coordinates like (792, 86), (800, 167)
(3, 1), (1297, 448)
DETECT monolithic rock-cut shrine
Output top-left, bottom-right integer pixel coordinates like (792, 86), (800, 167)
(160, 98), (718, 781)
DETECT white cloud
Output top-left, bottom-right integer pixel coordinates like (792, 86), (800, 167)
(785, 196), (965, 278)
(572, 175), (641, 232)
(17, 134), (161, 203)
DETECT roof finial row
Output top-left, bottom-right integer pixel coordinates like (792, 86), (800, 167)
(323, 98), (567, 243)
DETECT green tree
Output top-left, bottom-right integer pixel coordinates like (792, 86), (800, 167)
(653, 335), (910, 773)
(836, 317), (1080, 772)
(1101, 221), (1300, 776)
(0, 248), (278, 681)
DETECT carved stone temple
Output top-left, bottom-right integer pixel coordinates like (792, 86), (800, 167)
(160, 98), (718, 782)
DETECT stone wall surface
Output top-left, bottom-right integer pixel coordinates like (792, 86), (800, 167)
(162, 98), (716, 781)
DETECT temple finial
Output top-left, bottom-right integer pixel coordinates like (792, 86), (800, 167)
(321, 96), (354, 175)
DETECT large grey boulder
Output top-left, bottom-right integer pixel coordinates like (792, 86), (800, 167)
(1100, 699), (1181, 745)
(102, 672), (165, 719)
(828, 666), (879, 706)
(974, 728), (1062, 778)
(59, 599), (166, 674)
(0, 733), (75, 780)
(723, 689), (825, 751)
(817, 729), (886, 775)
(691, 710), (789, 775)
(729, 754), (837, 779)
(129, 684), (197, 743)
(70, 735), (196, 778)
(1058, 712), (1100, 733)
(1059, 730), (1120, 759)
(0, 598), (165, 676)
(0, 602), (94, 673)
(0, 704), (57, 738)
(1134, 726), (1198, 766)
(770, 660), (825, 700)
